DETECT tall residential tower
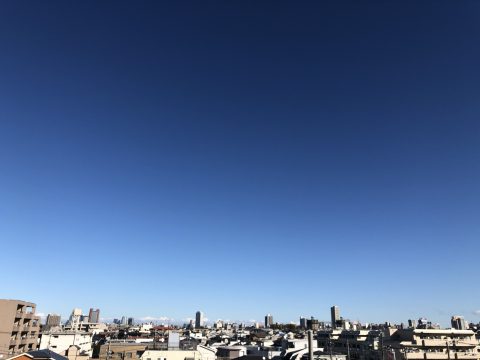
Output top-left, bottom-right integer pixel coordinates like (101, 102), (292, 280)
(265, 314), (273, 328)
(195, 311), (204, 328)
(331, 305), (340, 329)
(88, 308), (100, 323)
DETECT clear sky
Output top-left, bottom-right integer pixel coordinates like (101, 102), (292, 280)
(0, 1), (479, 327)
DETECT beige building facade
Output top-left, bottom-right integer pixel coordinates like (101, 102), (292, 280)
(400, 329), (479, 360)
(0, 299), (40, 357)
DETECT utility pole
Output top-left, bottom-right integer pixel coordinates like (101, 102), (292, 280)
(106, 341), (111, 360)
(347, 339), (351, 360)
(380, 332), (385, 360)
(328, 339), (333, 360)
(307, 330), (314, 360)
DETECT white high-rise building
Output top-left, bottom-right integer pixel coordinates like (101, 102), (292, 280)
(68, 308), (82, 330)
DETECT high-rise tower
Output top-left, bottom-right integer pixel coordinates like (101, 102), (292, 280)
(88, 308), (100, 323)
(330, 305), (340, 329)
(264, 314), (273, 328)
(195, 311), (204, 328)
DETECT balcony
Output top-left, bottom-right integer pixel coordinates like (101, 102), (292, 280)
(405, 353), (426, 360)
(455, 354), (478, 360)
(10, 338), (19, 346)
(405, 352), (479, 360)
(14, 312), (24, 319)
(421, 340), (448, 347)
(451, 342), (478, 348)
(405, 353), (447, 360)
(420, 340), (478, 348)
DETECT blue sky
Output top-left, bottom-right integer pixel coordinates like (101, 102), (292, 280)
(0, 1), (479, 327)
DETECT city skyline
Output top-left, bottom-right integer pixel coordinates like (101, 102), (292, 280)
(17, 302), (480, 329)
(1, 1), (479, 327)
(2, 298), (479, 360)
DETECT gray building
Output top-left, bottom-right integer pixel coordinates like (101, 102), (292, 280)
(88, 308), (100, 324)
(45, 314), (61, 330)
(264, 314), (273, 328)
(451, 315), (467, 330)
(307, 316), (320, 331)
(300, 317), (307, 329)
(331, 306), (340, 329)
(195, 311), (204, 328)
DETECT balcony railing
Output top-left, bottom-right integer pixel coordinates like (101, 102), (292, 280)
(405, 352), (479, 360)
(455, 354), (478, 359)
(420, 340), (477, 347)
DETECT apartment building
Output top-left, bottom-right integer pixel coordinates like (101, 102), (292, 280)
(400, 329), (479, 360)
(317, 329), (381, 360)
(0, 299), (40, 357)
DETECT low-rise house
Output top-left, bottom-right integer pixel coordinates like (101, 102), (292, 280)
(65, 345), (90, 360)
(140, 346), (216, 360)
(97, 342), (148, 360)
(217, 346), (247, 360)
